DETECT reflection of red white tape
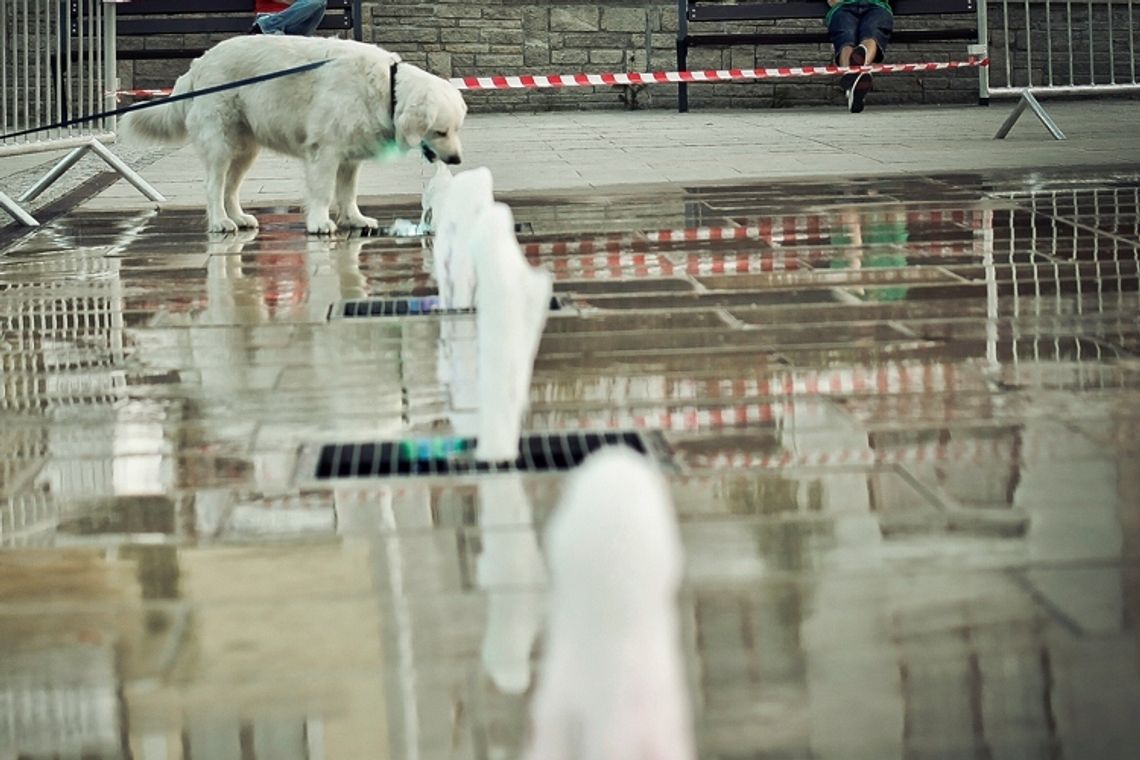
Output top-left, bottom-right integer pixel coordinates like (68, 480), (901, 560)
(536, 243), (976, 279)
(687, 438), (1020, 470)
(451, 58), (990, 91)
(558, 403), (784, 433)
(534, 362), (970, 404)
(523, 209), (983, 260)
(531, 364), (969, 432)
(116, 58), (989, 99)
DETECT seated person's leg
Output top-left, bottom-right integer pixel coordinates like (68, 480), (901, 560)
(857, 6), (894, 63)
(828, 6), (861, 67)
(256, 0), (328, 36)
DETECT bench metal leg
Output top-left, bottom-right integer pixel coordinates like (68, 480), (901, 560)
(676, 40), (689, 113)
(993, 90), (1066, 141)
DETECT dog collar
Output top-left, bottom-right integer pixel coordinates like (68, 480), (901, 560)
(389, 61), (398, 122)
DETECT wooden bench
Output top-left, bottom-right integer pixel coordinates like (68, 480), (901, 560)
(109, 0), (363, 60)
(676, 0), (980, 112)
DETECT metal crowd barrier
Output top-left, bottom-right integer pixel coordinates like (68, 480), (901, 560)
(1, 0), (161, 227)
(978, 0), (1140, 137)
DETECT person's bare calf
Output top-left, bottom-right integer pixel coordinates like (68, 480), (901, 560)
(859, 39), (879, 64)
(840, 39), (880, 67)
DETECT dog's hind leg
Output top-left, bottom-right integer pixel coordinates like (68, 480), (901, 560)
(333, 161), (378, 230)
(224, 145), (261, 229)
(186, 110), (242, 233)
(302, 147), (340, 235)
(200, 150), (237, 233)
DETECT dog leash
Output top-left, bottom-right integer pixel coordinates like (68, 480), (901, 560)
(389, 61), (399, 121)
(0, 59), (330, 142)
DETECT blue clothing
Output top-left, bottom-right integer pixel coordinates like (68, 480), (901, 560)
(256, 0), (328, 36)
(827, 2), (894, 63)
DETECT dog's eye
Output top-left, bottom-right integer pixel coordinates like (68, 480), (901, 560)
(432, 130), (448, 137)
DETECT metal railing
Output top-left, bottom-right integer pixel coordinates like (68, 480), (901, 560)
(1, 0), (161, 226)
(979, 0), (1140, 96)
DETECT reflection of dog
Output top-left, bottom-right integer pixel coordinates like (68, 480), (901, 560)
(123, 36), (467, 234)
(477, 475), (547, 695)
(524, 447), (695, 760)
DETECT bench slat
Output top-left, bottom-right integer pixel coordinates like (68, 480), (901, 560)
(115, 0), (354, 16)
(687, 26), (978, 48)
(690, 0), (976, 22)
(117, 14), (353, 36)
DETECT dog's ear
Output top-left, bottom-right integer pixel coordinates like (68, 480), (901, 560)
(394, 93), (439, 150)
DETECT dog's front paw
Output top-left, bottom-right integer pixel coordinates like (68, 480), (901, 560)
(340, 213), (379, 230)
(230, 213), (260, 229)
(207, 217), (239, 233)
(307, 217), (338, 235)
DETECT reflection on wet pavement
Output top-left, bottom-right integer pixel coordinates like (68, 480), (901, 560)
(2, 169), (1139, 759)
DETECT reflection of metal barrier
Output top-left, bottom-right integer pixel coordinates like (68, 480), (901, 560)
(0, 649), (121, 756)
(979, 0), (1140, 138)
(997, 186), (1139, 380)
(1, 0), (162, 226)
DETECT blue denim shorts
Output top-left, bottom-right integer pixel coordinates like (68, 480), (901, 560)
(828, 3), (894, 63)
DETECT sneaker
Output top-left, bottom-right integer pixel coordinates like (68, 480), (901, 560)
(847, 71), (873, 113)
(850, 44), (869, 68)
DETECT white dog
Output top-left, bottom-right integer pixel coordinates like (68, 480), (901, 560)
(523, 447), (695, 760)
(122, 36), (467, 234)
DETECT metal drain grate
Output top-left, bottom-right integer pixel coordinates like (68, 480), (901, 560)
(332, 295), (565, 319)
(358, 221), (535, 237)
(308, 430), (667, 479)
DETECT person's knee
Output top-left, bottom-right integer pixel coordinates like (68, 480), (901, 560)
(867, 7), (893, 36)
(828, 15), (859, 49)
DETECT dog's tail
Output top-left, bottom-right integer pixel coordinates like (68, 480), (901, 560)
(120, 70), (192, 144)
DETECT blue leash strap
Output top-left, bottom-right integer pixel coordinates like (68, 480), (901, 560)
(0, 58), (331, 142)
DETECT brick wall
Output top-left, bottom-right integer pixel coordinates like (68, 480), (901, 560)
(360, 1), (985, 111)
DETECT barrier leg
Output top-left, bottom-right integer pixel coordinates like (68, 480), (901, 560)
(1, 191), (39, 226)
(18, 139), (166, 204)
(87, 140), (166, 202)
(18, 144), (93, 203)
(994, 90), (1066, 140)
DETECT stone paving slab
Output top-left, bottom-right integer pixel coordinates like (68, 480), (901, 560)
(67, 100), (1140, 214)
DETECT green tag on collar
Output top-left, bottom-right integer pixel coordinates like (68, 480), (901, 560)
(375, 140), (405, 162)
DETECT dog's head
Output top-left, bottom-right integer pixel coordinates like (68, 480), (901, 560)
(393, 64), (468, 166)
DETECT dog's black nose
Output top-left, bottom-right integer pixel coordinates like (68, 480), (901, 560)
(445, 154), (462, 165)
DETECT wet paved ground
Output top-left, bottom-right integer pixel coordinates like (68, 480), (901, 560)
(2, 166), (1139, 759)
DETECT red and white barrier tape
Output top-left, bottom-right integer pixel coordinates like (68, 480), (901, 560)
(115, 58), (989, 99)
(451, 58), (989, 91)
